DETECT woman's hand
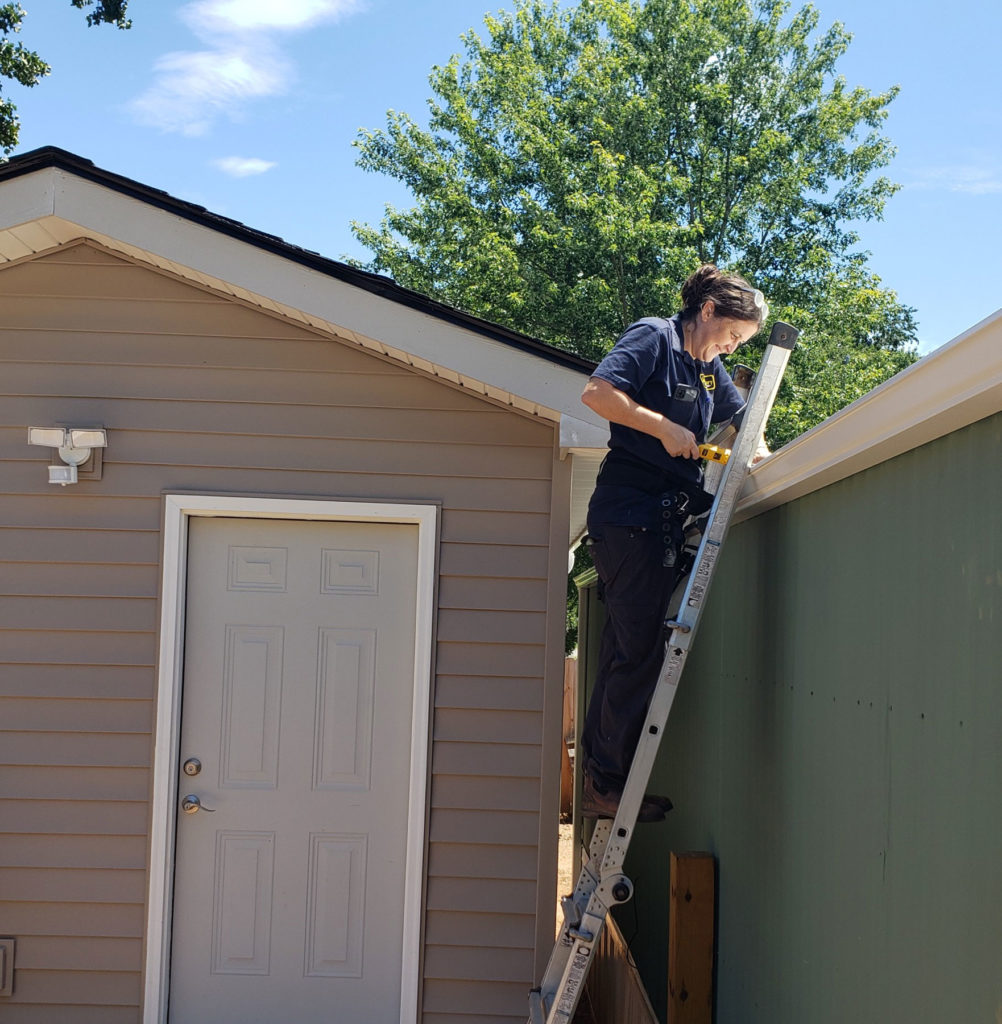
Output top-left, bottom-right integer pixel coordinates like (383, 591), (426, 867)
(751, 435), (771, 465)
(658, 419), (701, 459)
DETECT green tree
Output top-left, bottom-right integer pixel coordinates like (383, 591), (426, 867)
(1, 1), (130, 153)
(353, 0), (917, 441)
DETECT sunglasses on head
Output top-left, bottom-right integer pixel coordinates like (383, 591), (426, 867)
(737, 285), (768, 320)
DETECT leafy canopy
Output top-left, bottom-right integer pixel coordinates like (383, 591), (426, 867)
(353, 0), (918, 445)
(1, 1), (130, 154)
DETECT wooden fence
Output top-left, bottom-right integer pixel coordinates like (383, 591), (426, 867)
(581, 913), (659, 1024)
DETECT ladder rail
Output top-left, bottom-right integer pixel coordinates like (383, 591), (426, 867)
(530, 322), (798, 1024)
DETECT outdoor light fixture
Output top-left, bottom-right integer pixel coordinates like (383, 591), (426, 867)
(28, 427), (108, 486)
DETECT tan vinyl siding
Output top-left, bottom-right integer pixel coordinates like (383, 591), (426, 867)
(2, 834), (148, 868)
(423, 979), (531, 1016)
(427, 843), (540, 879)
(0, 1007), (140, 1024)
(434, 675), (544, 712)
(0, 241), (561, 1022)
(423, 945), (533, 984)
(0, 698), (152, 733)
(424, 910), (536, 949)
(0, 664), (154, 699)
(433, 741), (543, 778)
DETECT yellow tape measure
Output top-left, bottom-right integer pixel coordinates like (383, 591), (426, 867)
(699, 443), (731, 464)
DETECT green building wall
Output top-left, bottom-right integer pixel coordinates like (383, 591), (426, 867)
(580, 410), (1002, 1023)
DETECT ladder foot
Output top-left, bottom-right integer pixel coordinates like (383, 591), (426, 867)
(528, 988), (546, 1024)
(560, 894), (582, 930)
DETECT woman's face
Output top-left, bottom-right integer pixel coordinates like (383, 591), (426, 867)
(688, 302), (759, 362)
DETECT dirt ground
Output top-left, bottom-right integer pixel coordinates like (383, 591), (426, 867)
(556, 822), (576, 934)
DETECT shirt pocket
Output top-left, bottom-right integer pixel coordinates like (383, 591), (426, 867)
(665, 395), (698, 430)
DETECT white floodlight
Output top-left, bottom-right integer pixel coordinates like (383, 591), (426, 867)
(27, 426), (108, 486)
(28, 427), (67, 448)
(67, 428), (108, 450)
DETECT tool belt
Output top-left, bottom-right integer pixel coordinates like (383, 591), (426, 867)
(596, 450), (713, 569)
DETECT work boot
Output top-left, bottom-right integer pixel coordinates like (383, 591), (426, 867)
(581, 774), (669, 823)
(583, 773), (673, 813)
(644, 792), (674, 812)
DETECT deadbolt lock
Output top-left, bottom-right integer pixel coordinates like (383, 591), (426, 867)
(182, 757), (202, 777)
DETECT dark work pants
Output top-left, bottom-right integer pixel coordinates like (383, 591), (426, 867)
(581, 525), (680, 792)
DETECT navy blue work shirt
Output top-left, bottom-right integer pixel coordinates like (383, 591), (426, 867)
(587, 315), (745, 531)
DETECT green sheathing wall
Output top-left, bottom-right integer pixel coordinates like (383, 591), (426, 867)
(609, 410), (1002, 1023)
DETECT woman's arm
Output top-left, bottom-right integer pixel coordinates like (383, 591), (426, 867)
(581, 376), (701, 459)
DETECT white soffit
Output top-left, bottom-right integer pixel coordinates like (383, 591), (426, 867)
(0, 166), (609, 442)
(568, 449), (605, 545)
(735, 307), (1002, 523)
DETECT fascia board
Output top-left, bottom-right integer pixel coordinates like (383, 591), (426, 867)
(0, 165), (57, 227)
(735, 307), (1002, 523)
(29, 169), (605, 431)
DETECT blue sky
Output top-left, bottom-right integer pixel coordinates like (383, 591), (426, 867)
(9, 0), (1001, 354)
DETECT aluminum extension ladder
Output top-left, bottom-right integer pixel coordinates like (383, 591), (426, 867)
(529, 321), (799, 1024)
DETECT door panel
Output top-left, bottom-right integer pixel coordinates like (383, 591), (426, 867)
(168, 517), (419, 1023)
(220, 625), (283, 789)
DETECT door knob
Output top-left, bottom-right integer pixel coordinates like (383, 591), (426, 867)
(181, 794), (215, 814)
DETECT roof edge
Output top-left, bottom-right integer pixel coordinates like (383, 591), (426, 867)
(734, 307), (1002, 522)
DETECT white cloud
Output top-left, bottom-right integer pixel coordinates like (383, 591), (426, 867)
(184, 0), (363, 35)
(908, 164), (1002, 195)
(130, 47), (288, 135)
(213, 156), (278, 177)
(953, 177), (1002, 195)
(130, 0), (363, 134)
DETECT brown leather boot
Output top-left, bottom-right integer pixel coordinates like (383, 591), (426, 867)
(581, 774), (668, 824)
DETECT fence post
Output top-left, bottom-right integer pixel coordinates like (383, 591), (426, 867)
(668, 852), (715, 1024)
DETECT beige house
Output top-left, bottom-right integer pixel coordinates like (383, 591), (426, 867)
(0, 147), (610, 1023)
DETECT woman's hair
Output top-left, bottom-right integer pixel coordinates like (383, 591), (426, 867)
(679, 264), (768, 325)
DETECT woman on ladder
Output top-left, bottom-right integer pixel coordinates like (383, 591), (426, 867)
(579, 264), (770, 823)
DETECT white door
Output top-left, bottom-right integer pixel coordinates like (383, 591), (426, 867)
(168, 517), (419, 1024)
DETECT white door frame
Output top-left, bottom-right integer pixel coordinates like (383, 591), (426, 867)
(143, 494), (438, 1024)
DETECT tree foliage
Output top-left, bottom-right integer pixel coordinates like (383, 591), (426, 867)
(765, 337), (914, 448)
(353, 0), (918, 441)
(1, 1), (130, 154)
